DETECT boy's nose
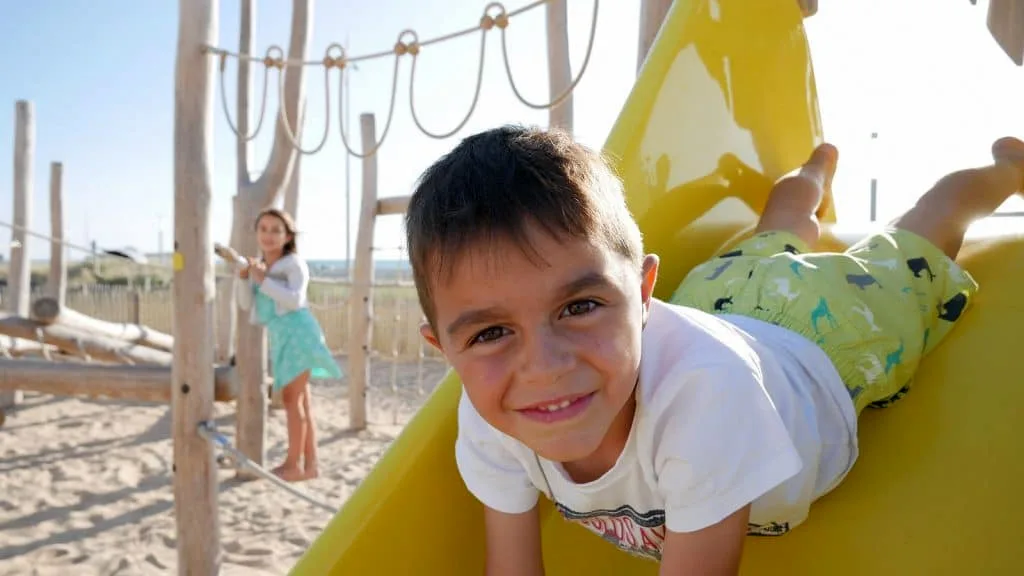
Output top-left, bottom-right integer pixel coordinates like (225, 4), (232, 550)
(518, 326), (575, 385)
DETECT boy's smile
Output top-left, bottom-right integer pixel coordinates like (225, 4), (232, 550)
(422, 221), (658, 479)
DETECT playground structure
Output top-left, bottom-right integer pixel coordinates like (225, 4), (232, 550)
(2, 0), (1023, 573)
(3, 0), (591, 573)
(292, 1), (1024, 575)
(0, 101), (217, 429)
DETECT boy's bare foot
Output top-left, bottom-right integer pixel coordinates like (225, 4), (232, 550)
(992, 136), (1024, 191)
(800, 143), (839, 190)
(798, 143), (839, 219)
(272, 463), (305, 483)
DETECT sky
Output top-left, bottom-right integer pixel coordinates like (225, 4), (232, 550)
(0, 0), (1022, 264)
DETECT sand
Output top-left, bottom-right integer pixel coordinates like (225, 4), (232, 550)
(0, 357), (448, 575)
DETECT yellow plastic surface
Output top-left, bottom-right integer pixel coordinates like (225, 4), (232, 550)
(293, 1), (1024, 573)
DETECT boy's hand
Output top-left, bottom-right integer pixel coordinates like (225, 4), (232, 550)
(483, 505), (544, 576)
(659, 504), (750, 576)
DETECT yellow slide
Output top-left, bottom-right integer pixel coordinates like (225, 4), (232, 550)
(293, 1), (1024, 573)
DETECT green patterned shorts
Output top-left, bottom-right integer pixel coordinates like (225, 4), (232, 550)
(669, 228), (978, 414)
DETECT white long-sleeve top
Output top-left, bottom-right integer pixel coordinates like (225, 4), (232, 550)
(235, 253), (310, 324)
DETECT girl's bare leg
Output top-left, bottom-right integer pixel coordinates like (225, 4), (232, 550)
(301, 384), (320, 480)
(273, 370), (311, 483)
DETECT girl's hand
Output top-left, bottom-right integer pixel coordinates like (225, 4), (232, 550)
(250, 259), (267, 284)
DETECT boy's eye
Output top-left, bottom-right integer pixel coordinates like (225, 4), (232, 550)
(562, 299), (599, 317)
(471, 326), (509, 345)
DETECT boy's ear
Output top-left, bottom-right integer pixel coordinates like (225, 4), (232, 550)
(641, 254), (659, 303)
(640, 254), (659, 322)
(419, 322), (442, 352)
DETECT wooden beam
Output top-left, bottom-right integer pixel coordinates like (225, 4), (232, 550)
(31, 297), (174, 352)
(376, 195), (410, 216)
(0, 336), (59, 359)
(0, 313), (173, 365)
(349, 113), (378, 430)
(0, 358), (236, 403)
(172, 0), (219, 573)
(987, 0), (1024, 66)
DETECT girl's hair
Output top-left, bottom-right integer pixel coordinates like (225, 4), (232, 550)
(255, 207), (299, 255)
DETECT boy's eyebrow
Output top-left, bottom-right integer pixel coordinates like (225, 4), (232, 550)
(557, 270), (616, 300)
(444, 271), (616, 337)
(445, 307), (507, 338)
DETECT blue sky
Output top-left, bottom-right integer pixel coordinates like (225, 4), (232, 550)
(1, 0), (1022, 263)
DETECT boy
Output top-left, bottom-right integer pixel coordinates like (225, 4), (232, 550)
(404, 125), (1024, 575)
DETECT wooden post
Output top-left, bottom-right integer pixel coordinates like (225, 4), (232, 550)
(215, 276), (236, 362)
(348, 113), (378, 430)
(132, 291), (141, 325)
(231, 0), (311, 478)
(215, 195), (241, 364)
(637, 0), (674, 74)
(1, 100), (35, 409)
(171, 0), (220, 573)
(546, 0), (573, 133)
(284, 150), (301, 215)
(45, 162), (66, 307)
(283, 99), (306, 217)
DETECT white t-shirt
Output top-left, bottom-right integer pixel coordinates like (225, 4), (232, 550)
(455, 298), (859, 562)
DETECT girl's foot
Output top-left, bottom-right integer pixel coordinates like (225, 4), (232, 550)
(302, 465), (320, 481)
(272, 463), (305, 483)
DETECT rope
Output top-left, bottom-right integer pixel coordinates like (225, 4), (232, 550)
(217, 50), (271, 142)
(197, 421), (337, 514)
(407, 27), (488, 139)
(203, 0), (598, 152)
(0, 219), (175, 273)
(499, 0), (599, 110)
(274, 44), (337, 155)
(335, 48), (403, 158)
(202, 0), (549, 68)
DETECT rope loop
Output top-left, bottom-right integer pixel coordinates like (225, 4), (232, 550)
(264, 45), (285, 69)
(484, 2), (510, 29)
(395, 29), (420, 56)
(323, 42), (346, 69)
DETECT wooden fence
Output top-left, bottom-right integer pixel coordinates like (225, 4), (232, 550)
(0, 278), (439, 362)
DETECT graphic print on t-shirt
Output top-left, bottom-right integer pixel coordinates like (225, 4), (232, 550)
(555, 503), (793, 562)
(555, 503), (666, 562)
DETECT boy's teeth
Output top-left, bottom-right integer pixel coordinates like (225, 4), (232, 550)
(542, 399), (573, 412)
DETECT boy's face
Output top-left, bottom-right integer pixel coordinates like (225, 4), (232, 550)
(422, 222), (659, 466)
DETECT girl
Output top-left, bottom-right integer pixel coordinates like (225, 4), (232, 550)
(236, 207), (343, 482)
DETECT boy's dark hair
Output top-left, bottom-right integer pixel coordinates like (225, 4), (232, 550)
(406, 125), (644, 330)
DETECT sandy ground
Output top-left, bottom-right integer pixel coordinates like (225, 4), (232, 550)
(0, 357), (448, 575)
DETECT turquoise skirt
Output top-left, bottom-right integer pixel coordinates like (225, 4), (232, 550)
(254, 287), (343, 391)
